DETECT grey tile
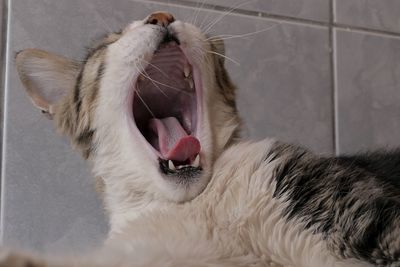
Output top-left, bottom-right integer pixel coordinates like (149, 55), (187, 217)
(93, 1), (334, 153)
(334, 0), (400, 33)
(0, 0), (4, 134)
(0, 1), (3, 57)
(3, 0), (333, 252)
(216, 21), (333, 154)
(180, 0), (330, 22)
(3, 0), (113, 252)
(335, 29), (400, 154)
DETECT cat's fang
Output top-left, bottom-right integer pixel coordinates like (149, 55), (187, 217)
(184, 65), (190, 78)
(177, 165), (188, 170)
(192, 155), (200, 168)
(168, 160), (176, 171)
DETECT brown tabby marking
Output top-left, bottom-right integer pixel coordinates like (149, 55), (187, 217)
(53, 32), (120, 157)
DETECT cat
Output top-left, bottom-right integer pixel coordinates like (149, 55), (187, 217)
(4, 11), (399, 267)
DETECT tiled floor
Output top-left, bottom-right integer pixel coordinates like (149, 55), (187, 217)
(1, 0), (400, 252)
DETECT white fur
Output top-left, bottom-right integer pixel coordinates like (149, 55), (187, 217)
(87, 20), (369, 267)
(106, 140), (371, 267)
(9, 18), (373, 267)
(40, 141), (370, 267)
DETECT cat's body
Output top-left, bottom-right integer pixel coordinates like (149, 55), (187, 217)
(6, 11), (400, 267)
(4, 139), (400, 267)
(102, 140), (399, 267)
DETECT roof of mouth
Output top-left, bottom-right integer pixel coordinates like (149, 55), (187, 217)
(132, 42), (199, 164)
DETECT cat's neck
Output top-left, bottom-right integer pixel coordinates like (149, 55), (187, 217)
(105, 185), (171, 235)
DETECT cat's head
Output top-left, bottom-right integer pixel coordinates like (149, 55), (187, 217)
(16, 12), (240, 205)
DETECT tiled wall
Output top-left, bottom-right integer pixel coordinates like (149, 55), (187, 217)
(1, 0), (400, 252)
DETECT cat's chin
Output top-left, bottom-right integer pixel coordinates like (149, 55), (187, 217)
(129, 32), (207, 198)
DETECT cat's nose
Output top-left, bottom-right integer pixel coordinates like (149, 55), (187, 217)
(146, 12), (175, 27)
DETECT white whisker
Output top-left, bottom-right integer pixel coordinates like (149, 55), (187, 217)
(203, 0), (256, 34)
(207, 50), (240, 65)
(135, 62), (192, 97)
(206, 23), (281, 41)
(200, 48), (240, 66)
(194, 44), (240, 65)
(149, 78), (192, 96)
(198, 0), (215, 30)
(193, 0), (207, 26)
(143, 71), (170, 99)
(139, 58), (169, 79)
(206, 34), (237, 40)
(135, 90), (156, 119)
(135, 63), (170, 98)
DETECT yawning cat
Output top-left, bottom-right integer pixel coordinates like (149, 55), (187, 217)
(5, 12), (400, 267)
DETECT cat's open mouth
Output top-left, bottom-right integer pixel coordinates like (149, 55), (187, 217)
(132, 40), (203, 175)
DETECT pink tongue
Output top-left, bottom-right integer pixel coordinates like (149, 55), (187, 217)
(149, 117), (200, 162)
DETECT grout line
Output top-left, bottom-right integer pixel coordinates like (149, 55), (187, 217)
(142, 0), (400, 38)
(0, 0), (11, 244)
(328, 0), (335, 155)
(329, 0), (338, 156)
(332, 29), (340, 156)
(0, 0), (4, 164)
(331, 0), (340, 155)
(333, 23), (400, 39)
(141, 0), (330, 26)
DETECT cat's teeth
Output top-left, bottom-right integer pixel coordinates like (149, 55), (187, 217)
(177, 165), (188, 169)
(192, 155), (200, 168)
(168, 160), (176, 171)
(188, 79), (194, 90)
(184, 65), (190, 77)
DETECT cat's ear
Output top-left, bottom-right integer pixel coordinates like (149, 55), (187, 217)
(16, 49), (81, 119)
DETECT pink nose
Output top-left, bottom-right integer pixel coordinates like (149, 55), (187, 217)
(146, 12), (175, 27)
